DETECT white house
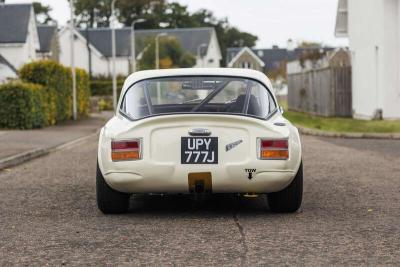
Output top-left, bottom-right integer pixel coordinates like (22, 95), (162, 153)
(0, 54), (17, 83)
(59, 27), (222, 77)
(0, 3), (39, 70)
(335, 0), (400, 119)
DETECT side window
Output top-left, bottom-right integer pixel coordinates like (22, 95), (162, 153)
(121, 84), (149, 119)
(248, 83), (276, 117)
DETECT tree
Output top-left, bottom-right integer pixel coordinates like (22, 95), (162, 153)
(73, 0), (258, 65)
(33, 2), (54, 25)
(74, 0), (166, 28)
(297, 41), (325, 67)
(138, 37), (196, 70)
(298, 41), (322, 49)
(74, 0), (112, 27)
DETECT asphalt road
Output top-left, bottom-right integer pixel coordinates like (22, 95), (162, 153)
(1, 135), (400, 266)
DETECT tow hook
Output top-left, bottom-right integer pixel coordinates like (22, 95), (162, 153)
(194, 180), (205, 194)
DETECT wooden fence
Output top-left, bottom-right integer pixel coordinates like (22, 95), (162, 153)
(287, 66), (352, 117)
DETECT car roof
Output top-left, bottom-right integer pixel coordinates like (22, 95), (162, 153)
(122, 68), (273, 93)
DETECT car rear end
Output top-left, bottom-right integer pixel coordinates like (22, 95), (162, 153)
(96, 69), (303, 213)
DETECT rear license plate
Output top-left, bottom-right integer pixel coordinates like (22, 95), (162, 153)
(181, 137), (218, 164)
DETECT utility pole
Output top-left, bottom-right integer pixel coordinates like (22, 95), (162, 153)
(111, 0), (117, 111)
(130, 19), (145, 73)
(69, 0), (77, 120)
(197, 43), (208, 67)
(154, 33), (167, 104)
(155, 33), (167, 69)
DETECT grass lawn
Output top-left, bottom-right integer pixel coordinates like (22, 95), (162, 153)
(279, 102), (400, 133)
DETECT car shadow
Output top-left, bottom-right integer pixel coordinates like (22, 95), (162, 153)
(125, 194), (274, 216)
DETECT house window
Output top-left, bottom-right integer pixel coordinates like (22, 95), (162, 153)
(241, 62), (252, 69)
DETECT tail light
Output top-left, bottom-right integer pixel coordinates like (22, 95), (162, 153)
(258, 138), (289, 160)
(111, 139), (141, 161)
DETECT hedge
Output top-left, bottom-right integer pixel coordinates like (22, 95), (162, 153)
(20, 60), (71, 124)
(19, 60), (90, 125)
(76, 69), (91, 116)
(0, 82), (46, 129)
(90, 79), (124, 96)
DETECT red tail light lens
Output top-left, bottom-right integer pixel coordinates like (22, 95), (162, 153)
(111, 139), (141, 161)
(259, 138), (289, 160)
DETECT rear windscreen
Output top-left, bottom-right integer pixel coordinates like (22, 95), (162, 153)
(120, 76), (277, 120)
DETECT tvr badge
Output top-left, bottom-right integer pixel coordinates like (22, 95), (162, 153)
(225, 139), (243, 152)
(244, 169), (256, 180)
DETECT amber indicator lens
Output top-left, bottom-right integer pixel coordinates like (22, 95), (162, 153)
(111, 140), (141, 161)
(259, 139), (289, 160)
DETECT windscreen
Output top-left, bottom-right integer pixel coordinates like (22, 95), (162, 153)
(120, 76), (277, 120)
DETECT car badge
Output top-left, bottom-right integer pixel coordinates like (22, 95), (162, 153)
(188, 128), (211, 136)
(226, 139), (243, 152)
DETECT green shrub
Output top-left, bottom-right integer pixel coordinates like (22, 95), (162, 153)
(98, 98), (114, 111)
(20, 60), (72, 124)
(19, 60), (91, 123)
(0, 82), (46, 129)
(90, 79), (124, 96)
(76, 68), (91, 116)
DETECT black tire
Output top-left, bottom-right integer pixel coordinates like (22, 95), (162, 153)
(267, 161), (303, 213)
(96, 162), (130, 214)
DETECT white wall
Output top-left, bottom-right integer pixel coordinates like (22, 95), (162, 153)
(0, 63), (17, 83)
(348, 0), (383, 119)
(59, 28), (130, 77)
(381, 0), (400, 119)
(0, 9), (38, 70)
(60, 28), (89, 73)
(0, 44), (26, 69)
(26, 8), (39, 62)
(348, 0), (400, 119)
(194, 31), (221, 68)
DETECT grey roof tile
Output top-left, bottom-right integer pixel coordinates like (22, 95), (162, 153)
(0, 4), (32, 43)
(227, 47), (334, 71)
(37, 25), (57, 53)
(78, 27), (214, 57)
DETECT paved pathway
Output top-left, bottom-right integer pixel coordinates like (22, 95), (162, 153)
(0, 112), (112, 162)
(0, 135), (399, 265)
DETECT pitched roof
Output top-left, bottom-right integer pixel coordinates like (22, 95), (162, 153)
(227, 47), (334, 71)
(78, 27), (214, 57)
(0, 4), (32, 43)
(0, 54), (17, 73)
(37, 25), (57, 53)
(227, 47), (265, 68)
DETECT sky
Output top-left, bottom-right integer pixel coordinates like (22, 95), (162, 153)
(6, 0), (348, 48)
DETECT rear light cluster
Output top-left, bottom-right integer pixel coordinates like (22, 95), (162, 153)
(258, 139), (289, 160)
(111, 139), (141, 161)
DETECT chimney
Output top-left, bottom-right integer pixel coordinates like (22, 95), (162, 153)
(287, 39), (295, 51)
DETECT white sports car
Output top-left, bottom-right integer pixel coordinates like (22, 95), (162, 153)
(97, 68), (302, 214)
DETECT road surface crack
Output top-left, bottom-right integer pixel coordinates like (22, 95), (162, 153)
(233, 211), (248, 266)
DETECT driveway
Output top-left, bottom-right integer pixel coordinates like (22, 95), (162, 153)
(0, 135), (399, 266)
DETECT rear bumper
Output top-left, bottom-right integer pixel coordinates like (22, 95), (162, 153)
(102, 163), (297, 194)
(98, 114), (302, 194)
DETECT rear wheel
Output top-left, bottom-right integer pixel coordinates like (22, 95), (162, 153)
(96, 162), (130, 214)
(267, 161), (303, 213)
